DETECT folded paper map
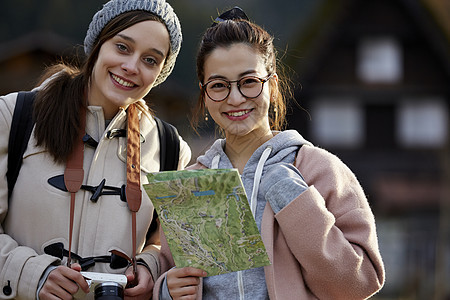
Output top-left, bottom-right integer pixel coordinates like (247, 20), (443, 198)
(144, 169), (271, 276)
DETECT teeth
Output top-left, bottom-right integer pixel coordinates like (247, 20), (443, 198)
(111, 74), (134, 87)
(228, 110), (250, 117)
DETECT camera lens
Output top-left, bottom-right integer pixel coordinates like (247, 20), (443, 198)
(94, 282), (124, 300)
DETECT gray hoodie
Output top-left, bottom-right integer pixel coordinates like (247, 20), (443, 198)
(196, 130), (311, 300)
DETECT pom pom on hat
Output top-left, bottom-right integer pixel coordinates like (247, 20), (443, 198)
(84, 0), (182, 86)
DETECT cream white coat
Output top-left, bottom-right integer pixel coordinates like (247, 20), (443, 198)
(0, 91), (191, 299)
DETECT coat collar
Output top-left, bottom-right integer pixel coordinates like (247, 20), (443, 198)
(87, 101), (161, 173)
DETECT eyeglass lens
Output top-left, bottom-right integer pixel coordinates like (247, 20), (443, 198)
(205, 76), (265, 101)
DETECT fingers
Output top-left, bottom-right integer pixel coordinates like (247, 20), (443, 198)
(124, 265), (153, 299)
(124, 266), (137, 288)
(71, 265), (90, 293)
(70, 263), (82, 272)
(38, 266), (88, 300)
(169, 285), (200, 300)
(166, 267), (206, 300)
(170, 267), (207, 278)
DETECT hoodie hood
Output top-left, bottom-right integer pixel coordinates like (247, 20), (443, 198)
(196, 129), (312, 222)
(197, 130), (311, 171)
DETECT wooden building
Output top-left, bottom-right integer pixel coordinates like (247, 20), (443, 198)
(286, 0), (450, 298)
(0, 31), (78, 96)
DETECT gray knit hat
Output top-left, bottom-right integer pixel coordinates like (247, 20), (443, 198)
(84, 0), (182, 86)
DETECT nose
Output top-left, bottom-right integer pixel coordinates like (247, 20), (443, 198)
(226, 83), (246, 106)
(121, 56), (139, 74)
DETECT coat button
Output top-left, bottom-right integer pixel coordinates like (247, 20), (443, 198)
(3, 280), (12, 296)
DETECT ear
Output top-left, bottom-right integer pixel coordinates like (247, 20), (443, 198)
(270, 73), (279, 103)
(199, 81), (208, 108)
(272, 73), (279, 83)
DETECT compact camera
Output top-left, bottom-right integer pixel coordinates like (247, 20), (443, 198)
(73, 271), (127, 300)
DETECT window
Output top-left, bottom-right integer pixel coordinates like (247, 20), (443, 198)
(357, 36), (403, 84)
(397, 98), (448, 147)
(310, 98), (364, 148)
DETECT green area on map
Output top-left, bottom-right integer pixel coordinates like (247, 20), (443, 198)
(144, 169), (271, 276)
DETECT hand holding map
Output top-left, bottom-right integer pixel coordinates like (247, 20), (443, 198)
(143, 169), (271, 277)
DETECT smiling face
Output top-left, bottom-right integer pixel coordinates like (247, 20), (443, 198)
(88, 20), (170, 119)
(203, 43), (275, 140)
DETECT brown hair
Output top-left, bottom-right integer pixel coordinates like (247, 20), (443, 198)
(192, 18), (292, 132)
(33, 11), (164, 163)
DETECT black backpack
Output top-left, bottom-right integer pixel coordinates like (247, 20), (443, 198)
(6, 91), (180, 235)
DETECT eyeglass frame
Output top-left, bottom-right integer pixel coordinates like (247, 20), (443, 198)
(201, 73), (275, 102)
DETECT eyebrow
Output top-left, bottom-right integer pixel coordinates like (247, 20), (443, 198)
(207, 70), (258, 81)
(116, 33), (166, 59)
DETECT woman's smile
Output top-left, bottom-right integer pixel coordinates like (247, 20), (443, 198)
(110, 72), (137, 89)
(224, 109), (253, 120)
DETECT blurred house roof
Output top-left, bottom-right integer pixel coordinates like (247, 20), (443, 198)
(422, 0), (450, 40)
(0, 31), (78, 94)
(287, 0), (450, 84)
(0, 31), (77, 62)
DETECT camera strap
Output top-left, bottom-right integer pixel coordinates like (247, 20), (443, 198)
(64, 107), (86, 267)
(64, 104), (141, 276)
(125, 103), (141, 277)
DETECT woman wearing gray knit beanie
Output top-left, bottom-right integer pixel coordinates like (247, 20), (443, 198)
(0, 0), (190, 299)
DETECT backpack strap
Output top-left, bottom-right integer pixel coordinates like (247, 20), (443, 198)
(147, 117), (180, 241)
(7, 91), (37, 199)
(155, 117), (180, 172)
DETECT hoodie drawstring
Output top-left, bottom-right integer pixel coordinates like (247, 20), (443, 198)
(211, 154), (220, 169)
(250, 146), (272, 217)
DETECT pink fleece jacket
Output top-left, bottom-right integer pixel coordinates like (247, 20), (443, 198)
(154, 144), (385, 299)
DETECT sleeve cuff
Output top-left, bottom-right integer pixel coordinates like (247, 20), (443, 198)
(136, 248), (160, 283)
(36, 265), (58, 300)
(160, 271), (174, 300)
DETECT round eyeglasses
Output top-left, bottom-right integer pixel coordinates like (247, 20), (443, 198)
(201, 74), (274, 102)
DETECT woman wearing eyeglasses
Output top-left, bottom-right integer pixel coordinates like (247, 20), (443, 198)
(0, 0), (191, 299)
(153, 7), (385, 300)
